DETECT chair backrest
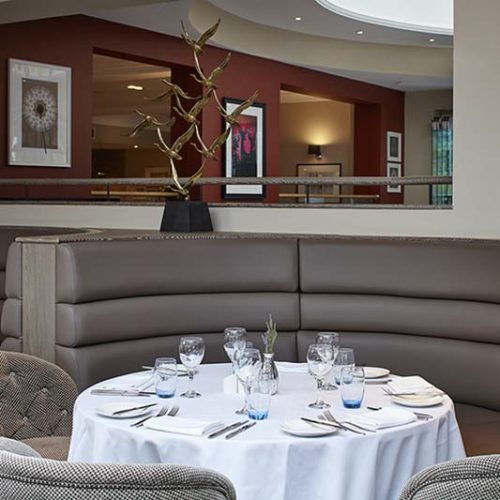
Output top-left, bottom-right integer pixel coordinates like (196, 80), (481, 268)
(0, 351), (77, 440)
(0, 452), (237, 500)
(400, 454), (500, 499)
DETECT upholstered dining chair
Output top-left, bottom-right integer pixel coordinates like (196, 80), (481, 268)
(0, 351), (78, 460)
(0, 451), (237, 500)
(400, 454), (500, 499)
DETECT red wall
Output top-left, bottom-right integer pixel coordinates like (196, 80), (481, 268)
(0, 15), (404, 203)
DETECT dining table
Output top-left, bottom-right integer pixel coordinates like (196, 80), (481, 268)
(68, 363), (466, 500)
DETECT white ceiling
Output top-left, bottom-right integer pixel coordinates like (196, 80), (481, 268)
(206, 0), (453, 47)
(1, 0), (453, 91)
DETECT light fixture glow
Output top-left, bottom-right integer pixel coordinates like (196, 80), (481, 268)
(133, 144), (139, 149)
(315, 0), (453, 35)
(294, 16), (302, 21)
(429, 38), (436, 43)
(356, 30), (364, 35)
(127, 85), (143, 91)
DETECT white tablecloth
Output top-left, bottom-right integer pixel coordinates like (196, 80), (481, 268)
(69, 364), (465, 500)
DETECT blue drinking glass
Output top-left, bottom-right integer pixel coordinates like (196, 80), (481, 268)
(340, 366), (365, 409)
(155, 357), (177, 398)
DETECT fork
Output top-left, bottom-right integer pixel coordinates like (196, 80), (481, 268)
(131, 405), (169, 428)
(167, 405), (180, 417)
(321, 410), (369, 435)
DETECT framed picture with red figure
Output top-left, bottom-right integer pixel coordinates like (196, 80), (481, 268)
(222, 98), (265, 199)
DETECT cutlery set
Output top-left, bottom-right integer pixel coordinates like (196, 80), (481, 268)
(130, 404), (180, 427)
(207, 420), (248, 439)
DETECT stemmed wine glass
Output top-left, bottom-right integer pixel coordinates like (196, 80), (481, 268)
(223, 327), (247, 369)
(179, 336), (205, 398)
(316, 332), (340, 390)
(307, 343), (335, 409)
(233, 348), (262, 415)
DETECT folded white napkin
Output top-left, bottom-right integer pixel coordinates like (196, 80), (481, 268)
(345, 408), (417, 431)
(98, 373), (155, 393)
(144, 416), (224, 436)
(275, 362), (309, 374)
(388, 376), (439, 394)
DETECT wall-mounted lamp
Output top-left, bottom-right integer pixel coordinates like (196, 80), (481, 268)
(308, 144), (323, 160)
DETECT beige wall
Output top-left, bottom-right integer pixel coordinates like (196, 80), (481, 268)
(280, 101), (354, 195)
(404, 90), (453, 205)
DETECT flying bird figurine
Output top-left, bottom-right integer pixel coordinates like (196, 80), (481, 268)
(181, 19), (220, 54)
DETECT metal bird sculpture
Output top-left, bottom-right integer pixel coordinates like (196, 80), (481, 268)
(192, 126), (231, 160)
(125, 19), (257, 200)
(146, 79), (199, 102)
(181, 19), (220, 54)
(125, 110), (174, 137)
(192, 52), (231, 90)
(173, 90), (213, 124)
(220, 91), (259, 124)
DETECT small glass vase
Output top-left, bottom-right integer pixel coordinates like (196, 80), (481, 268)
(261, 352), (279, 395)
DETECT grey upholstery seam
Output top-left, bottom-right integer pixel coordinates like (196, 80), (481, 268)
(0, 473), (230, 494)
(410, 472), (500, 497)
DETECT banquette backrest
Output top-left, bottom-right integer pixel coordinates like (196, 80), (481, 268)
(297, 239), (500, 413)
(54, 239), (300, 389)
(2, 234), (500, 415)
(0, 227), (76, 351)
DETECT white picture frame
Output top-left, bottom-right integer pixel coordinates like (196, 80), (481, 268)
(387, 162), (402, 193)
(387, 131), (402, 162)
(9, 58), (71, 167)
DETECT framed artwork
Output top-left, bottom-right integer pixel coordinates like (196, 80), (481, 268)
(8, 58), (71, 167)
(296, 163), (342, 203)
(387, 131), (402, 162)
(222, 98), (265, 198)
(387, 162), (402, 193)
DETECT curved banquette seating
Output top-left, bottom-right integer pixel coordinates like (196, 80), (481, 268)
(1, 233), (500, 456)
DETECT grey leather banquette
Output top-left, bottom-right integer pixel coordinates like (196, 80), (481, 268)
(2, 235), (500, 456)
(0, 227), (76, 350)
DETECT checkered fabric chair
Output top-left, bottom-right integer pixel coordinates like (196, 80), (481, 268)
(0, 451), (237, 500)
(400, 455), (500, 499)
(0, 351), (78, 460)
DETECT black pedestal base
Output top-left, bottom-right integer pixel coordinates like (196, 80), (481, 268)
(160, 201), (213, 232)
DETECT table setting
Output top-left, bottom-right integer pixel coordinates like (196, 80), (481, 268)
(68, 319), (465, 500)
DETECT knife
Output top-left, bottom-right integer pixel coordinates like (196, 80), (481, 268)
(301, 417), (366, 435)
(207, 420), (248, 439)
(225, 421), (257, 439)
(91, 389), (152, 397)
(112, 403), (157, 416)
(300, 417), (340, 429)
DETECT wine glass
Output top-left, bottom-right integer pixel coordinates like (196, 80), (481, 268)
(223, 327), (247, 367)
(316, 332), (340, 390)
(233, 348), (262, 415)
(333, 348), (355, 385)
(179, 336), (205, 398)
(307, 343), (334, 409)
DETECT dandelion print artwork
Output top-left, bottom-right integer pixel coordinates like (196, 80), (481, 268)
(22, 79), (58, 151)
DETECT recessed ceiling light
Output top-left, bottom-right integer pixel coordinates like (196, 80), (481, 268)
(133, 144), (139, 149)
(294, 16), (302, 21)
(356, 30), (364, 35)
(127, 84), (143, 91)
(429, 38), (436, 43)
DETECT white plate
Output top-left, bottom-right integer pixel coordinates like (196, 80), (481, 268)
(280, 419), (338, 437)
(363, 367), (391, 379)
(96, 401), (157, 419)
(390, 394), (444, 408)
